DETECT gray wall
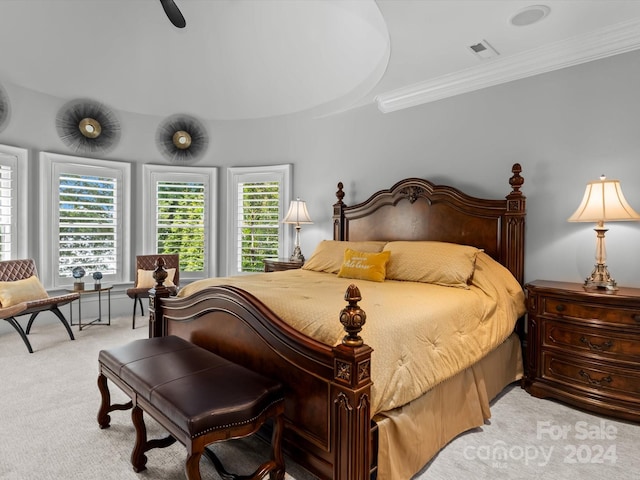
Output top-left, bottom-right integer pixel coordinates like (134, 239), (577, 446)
(1, 49), (640, 329)
(212, 49), (640, 289)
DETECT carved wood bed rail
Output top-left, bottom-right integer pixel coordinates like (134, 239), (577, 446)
(147, 163), (526, 480)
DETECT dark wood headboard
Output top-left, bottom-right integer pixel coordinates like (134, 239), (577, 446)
(332, 163), (526, 284)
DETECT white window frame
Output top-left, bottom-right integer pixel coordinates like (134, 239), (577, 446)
(226, 164), (292, 276)
(0, 144), (28, 260)
(39, 152), (131, 289)
(142, 164), (218, 281)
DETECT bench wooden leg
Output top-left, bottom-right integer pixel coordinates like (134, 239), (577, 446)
(131, 404), (177, 473)
(97, 373), (133, 429)
(131, 405), (149, 473)
(185, 446), (204, 480)
(201, 408), (286, 480)
(270, 413), (285, 480)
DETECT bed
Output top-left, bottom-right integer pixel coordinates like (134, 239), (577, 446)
(147, 163), (526, 480)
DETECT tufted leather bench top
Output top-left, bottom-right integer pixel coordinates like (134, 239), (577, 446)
(99, 335), (284, 439)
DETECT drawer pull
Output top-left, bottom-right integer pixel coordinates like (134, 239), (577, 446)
(579, 336), (613, 352)
(555, 304), (566, 313)
(579, 370), (612, 386)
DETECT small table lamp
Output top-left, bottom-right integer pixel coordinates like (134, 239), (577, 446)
(568, 175), (640, 290)
(283, 198), (313, 262)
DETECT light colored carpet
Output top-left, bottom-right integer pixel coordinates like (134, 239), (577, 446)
(0, 315), (638, 480)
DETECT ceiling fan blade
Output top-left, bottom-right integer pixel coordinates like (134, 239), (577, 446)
(159, 0), (186, 28)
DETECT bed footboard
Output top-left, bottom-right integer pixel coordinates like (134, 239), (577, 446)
(148, 270), (374, 480)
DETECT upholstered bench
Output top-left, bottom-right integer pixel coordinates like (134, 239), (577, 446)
(96, 335), (285, 480)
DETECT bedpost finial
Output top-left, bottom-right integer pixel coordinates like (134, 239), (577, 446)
(509, 163), (524, 195)
(339, 284), (366, 347)
(336, 182), (345, 204)
(153, 257), (168, 287)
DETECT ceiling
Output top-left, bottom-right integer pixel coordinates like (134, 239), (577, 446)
(1, 0), (640, 121)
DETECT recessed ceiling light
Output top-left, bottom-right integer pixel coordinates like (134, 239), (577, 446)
(510, 5), (551, 27)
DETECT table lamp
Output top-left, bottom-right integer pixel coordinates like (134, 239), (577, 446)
(568, 175), (640, 290)
(282, 198), (313, 262)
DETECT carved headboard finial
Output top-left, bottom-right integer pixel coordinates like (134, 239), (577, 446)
(335, 182), (345, 205)
(339, 284), (366, 347)
(509, 163), (524, 195)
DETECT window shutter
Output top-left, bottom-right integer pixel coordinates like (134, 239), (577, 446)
(58, 173), (117, 277)
(156, 180), (206, 272)
(0, 163), (13, 261)
(237, 181), (280, 272)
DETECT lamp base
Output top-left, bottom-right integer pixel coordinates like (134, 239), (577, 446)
(289, 245), (305, 263)
(584, 263), (618, 291)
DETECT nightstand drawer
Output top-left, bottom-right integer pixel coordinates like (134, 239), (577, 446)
(543, 352), (640, 399)
(543, 320), (640, 361)
(543, 297), (640, 327)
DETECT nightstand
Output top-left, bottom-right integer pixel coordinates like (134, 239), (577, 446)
(263, 258), (304, 272)
(524, 280), (640, 422)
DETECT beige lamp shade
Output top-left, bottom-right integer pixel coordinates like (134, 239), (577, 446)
(568, 176), (640, 222)
(282, 199), (313, 225)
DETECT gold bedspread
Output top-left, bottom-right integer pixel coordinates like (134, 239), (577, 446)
(178, 252), (525, 414)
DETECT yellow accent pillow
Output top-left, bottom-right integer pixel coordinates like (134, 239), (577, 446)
(0, 275), (49, 308)
(136, 268), (176, 289)
(337, 249), (390, 282)
(302, 240), (387, 274)
(383, 241), (481, 288)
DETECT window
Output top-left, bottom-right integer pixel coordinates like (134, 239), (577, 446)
(39, 152), (131, 288)
(143, 165), (217, 280)
(227, 165), (291, 276)
(0, 145), (28, 261)
(58, 173), (117, 277)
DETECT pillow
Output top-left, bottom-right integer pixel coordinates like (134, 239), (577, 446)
(383, 241), (481, 288)
(136, 268), (176, 289)
(0, 275), (49, 308)
(302, 240), (387, 274)
(337, 249), (390, 282)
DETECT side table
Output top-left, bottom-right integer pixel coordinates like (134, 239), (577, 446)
(66, 285), (112, 331)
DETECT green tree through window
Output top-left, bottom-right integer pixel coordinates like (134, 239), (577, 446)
(238, 182), (280, 272)
(156, 181), (205, 272)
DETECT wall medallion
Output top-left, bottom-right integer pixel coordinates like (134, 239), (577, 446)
(156, 114), (208, 164)
(56, 99), (121, 154)
(0, 83), (10, 133)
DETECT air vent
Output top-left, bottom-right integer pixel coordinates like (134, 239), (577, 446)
(468, 40), (499, 60)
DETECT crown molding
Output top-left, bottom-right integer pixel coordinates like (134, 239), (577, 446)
(376, 17), (640, 113)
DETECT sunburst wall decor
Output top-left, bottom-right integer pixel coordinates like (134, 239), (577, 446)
(0, 83), (10, 133)
(55, 99), (121, 154)
(156, 114), (208, 164)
